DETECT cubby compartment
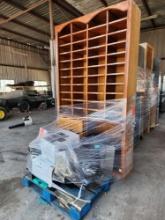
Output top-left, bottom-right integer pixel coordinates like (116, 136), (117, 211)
(73, 75), (84, 83)
(88, 57), (100, 66)
(72, 69), (84, 78)
(60, 71), (71, 78)
(107, 63), (125, 75)
(88, 84), (98, 93)
(88, 46), (106, 58)
(108, 16), (127, 32)
(72, 51), (86, 60)
(60, 84), (71, 91)
(88, 25), (107, 38)
(73, 93), (83, 100)
(106, 93), (116, 99)
(73, 84), (84, 92)
(88, 74), (98, 83)
(73, 31), (86, 41)
(109, 9), (127, 22)
(72, 41), (86, 51)
(88, 67), (101, 77)
(59, 44), (71, 54)
(108, 40), (126, 51)
(59, 24), (71, 37)
(88, 55), (105, 64)
(59, 60), (71, 69)
(108, 30), (126, 43)
(107, 52), (125, 63)
(73, 60), (86, 68)
(72, 22), (86, 33)
(60, 82), (71, 92)
(60, 77), (71, 84)
(88, 11), (107, 28)
(60, 91), (71, 99)
(88, 35), (106, 48)
(88, 93), (98, 101)
(59, 53), (71, 62)
(59, 35), (71, 45)
(60, 99), (71, 106)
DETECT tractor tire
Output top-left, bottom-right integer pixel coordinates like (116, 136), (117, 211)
(19, 101), (30, 113)
(0, 106), (7, 121)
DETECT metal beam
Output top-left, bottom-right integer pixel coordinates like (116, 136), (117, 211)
(0, 36), (49, 50)
(1, 27), (48, 45)
(53, 0), (83, 17)
(141, 0), (156, 27)
(49, 0), (54, 40)
(3, 0), (50, 24)
(100, 0), (108, 7)
(0, 63), (48, 71)
(142, 24), (165, 32)
(0, 0), (49, 26)
(141, 14), (158, 22)
(49, 0), (55, 99)
(0, 15), (49, 36)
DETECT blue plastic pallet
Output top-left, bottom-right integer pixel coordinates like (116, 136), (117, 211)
(21, 175), (112, 220)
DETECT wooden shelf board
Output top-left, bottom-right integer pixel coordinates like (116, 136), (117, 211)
(60, 52), (126, 63)
(108, 29), (127, 37)
(108, 51), (126, 56)
(107, 72), (125, 76)
(108, 17), (127, 26)
(60, 72), (125, 79)
(60, 62), (125, 70)
(108, 40), (126, 46)
(106, 92), (124, 95)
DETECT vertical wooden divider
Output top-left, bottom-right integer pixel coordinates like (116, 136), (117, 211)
(104, 10), (109, 111)
(98, 14), (106, 103)
(84, 26), (88, 115)
(70, 24), (74, 115)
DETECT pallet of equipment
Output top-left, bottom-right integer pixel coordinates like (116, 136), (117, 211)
(21, 175), (112, 220)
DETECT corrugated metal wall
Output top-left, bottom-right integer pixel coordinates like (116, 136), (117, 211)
(141, 29), (165, 72)
(0, 39), (50, 83)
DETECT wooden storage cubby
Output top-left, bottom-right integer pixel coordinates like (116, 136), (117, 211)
(55, 0), (141, 177)
(55, 1), (137, 113)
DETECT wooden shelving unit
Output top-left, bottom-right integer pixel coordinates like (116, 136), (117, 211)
(55, 0), (141, 177)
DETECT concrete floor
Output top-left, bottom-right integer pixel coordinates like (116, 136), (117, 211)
(0, 109), (165, 220)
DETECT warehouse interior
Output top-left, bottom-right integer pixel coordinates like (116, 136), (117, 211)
(0, 0), (165, 220)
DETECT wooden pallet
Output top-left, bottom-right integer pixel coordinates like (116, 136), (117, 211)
(21, 175), (112, 220)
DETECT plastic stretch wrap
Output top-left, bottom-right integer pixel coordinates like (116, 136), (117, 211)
(135, 64), (159, 141)
(136, 67), (146, 93)
(148, 74), (159, 108)
(59, 99), (126, 121)
(27, 99), (135, 186)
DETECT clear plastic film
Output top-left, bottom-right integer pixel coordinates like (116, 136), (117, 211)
(136, 67), (146, 93)
(27, 99), (135, 187)
(135, 66), (159, 142)
(148, 74), (159, 108)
